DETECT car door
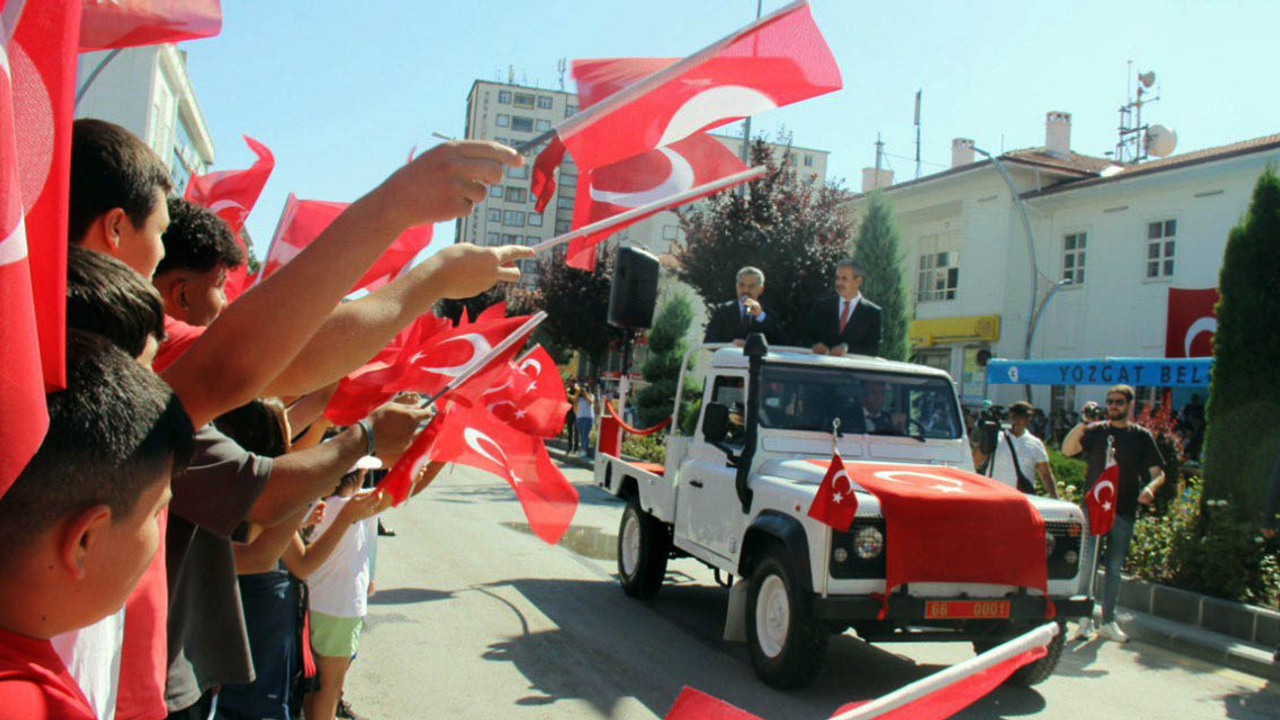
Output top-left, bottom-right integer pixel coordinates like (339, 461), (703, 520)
(677, 374), (748, 561)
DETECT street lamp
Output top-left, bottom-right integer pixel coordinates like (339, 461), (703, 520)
(972, 146), (1039, 364)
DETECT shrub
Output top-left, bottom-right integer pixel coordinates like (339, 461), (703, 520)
(1049, 448), (1086, 502)
(621, 431), (667, 465)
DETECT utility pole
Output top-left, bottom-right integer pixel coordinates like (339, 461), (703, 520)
(875, 132), (884, 175)
(914, 89), (922, 179)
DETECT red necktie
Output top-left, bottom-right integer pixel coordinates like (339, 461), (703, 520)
(839, 300), (852, 332)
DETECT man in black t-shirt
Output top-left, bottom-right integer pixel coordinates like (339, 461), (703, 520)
(1063, 384), (1165, 643)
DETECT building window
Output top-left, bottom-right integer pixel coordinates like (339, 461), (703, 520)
(502, 233), (519, 245)
(498, 91), (512, 104)
(485, 232), (499, 245)
(511, 116), (534, 133)
(556, 207), (574, 222)
(555, 220), (572, 234)
(506, 165), (529, 180)
(662, 224), (679, 240)
(1146, 219), (1176, 279)
(486, 208), (501, 222)
(565, 104), (578, 118)
(513, 93), (535, 109)
(496, 114), (510, 128)
(556, 195), (575, 209)
(804, 154), (814, 167)
(493, 136), (509, 146)
(1063, 232), (1086, 285)
(527, 213), (543, 227)
(559, 172), (577, 188)
(534, 118), (551, 132)
(537, 96), (553, 109)
(489, 185), (504, 198)
(506, 187), (527, 203)
(916, 236), (959, 302)
(504, 210), (526, 227)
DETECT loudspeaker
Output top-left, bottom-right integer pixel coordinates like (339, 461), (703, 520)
(608, 246), (660, 329)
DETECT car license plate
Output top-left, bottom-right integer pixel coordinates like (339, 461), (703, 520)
(924, 600), (1010, 620)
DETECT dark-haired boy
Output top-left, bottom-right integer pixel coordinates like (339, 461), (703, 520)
(153, 197), (244, 329)
(0, 331), (194, 720)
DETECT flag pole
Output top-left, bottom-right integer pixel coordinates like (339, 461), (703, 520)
(514, 0), (809, 157)
(530, 166), (766, 254)
(251, 192), (297, 288)
(423, 311), (548, 406)
(1087, 436), (1117, 602)
(830, 623), (1059, 720)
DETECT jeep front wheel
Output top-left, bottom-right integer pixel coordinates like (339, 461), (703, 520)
(617, 498), (670, 599)
(745, 547), (827, 689)
(972, 619), (1067, 687)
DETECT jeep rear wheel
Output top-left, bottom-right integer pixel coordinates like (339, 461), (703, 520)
(746, 547), (827, 689)
(617, 498), (670, 599)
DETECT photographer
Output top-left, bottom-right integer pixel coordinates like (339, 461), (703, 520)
(972, 402), (1058, 498)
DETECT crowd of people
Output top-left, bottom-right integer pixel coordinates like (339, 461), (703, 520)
(0, 118), (534, 719)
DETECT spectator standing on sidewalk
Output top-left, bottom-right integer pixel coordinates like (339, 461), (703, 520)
(576, 383), (596, 459)
(1063, 385), (1165, 643)
(564, 379), (579, 455)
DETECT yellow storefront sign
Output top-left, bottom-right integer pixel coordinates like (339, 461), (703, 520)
(909, 315), (1001, 348)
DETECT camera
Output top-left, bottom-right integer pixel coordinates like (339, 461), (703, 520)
(974, 405), (1006, 456)
(1081, 402), (1104, 422)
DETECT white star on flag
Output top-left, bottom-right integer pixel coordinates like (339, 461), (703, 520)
(933, 484), (964, 494)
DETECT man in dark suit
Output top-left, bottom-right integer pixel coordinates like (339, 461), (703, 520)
(703, 266), (787, 345)
(802, 259), (882, 356)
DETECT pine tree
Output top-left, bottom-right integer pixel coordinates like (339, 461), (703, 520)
(852, 192), (909, 361)
(1202, 166), (1280, 511)
(636, 292), (695, 426)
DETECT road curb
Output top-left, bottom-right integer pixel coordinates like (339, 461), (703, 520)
(1115, 608), (1280, 681)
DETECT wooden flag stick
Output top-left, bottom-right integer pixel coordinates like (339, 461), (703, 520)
(529, 166), (766, 254)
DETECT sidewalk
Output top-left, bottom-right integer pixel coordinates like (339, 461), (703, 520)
(1117, 607), (1279, 681)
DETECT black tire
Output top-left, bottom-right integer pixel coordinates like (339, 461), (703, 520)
(972, 620), (1067, 687)
(745, 546), (827, 689)
(617, 498), (670, 599)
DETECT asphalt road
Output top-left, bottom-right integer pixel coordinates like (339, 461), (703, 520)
(346, 460), (1280, 719)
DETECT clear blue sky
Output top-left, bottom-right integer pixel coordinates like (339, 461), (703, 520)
(184, 0), (1279, 259)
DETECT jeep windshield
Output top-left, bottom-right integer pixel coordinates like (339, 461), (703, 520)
(758, 363), (963, 440)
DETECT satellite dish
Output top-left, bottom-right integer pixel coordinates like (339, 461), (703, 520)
(1145, 124), (1178, 157)
(1138, 71), (1156, 88)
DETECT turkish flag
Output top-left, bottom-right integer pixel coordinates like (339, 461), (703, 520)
(457, 344), (569, 438)
(259, 194), (432, 295)
(529, 135), (565, 213)
(0, 0), (53, 496)
(1165, 287), (1218, 358)
(12, 0), (79, 392)
(814, 461), (1049, 612)
(322, 313), (450, 425)
(78, 0), (221, 51)
(394, 308), (534, 398)
(557, 2), (840, 172)
(184, 136), (274, 303)
(807, 450), (858, 531)
(565, 132), (748, 271)
(664, 687), (762, 720)
(1085, 453), (1119, 536)
(830, 646), (1048, 720)
(382, 402), (579, 543)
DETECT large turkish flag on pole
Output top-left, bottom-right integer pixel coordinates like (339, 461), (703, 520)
(184, 135), (273, 303)
(564, 133), (748, 270)
(1165, 287), (1218, 358)
(78, 0), (221, 51)
(554, 1), (840, 172)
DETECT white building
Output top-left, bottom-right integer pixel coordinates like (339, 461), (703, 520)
(844, 111), (1280, 415)
(75, 45), (216, 196)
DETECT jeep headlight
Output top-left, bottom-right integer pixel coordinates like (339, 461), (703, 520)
(854, 526), (884, 560)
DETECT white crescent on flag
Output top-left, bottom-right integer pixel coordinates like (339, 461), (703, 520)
(588, 147), (695, 209)
(208, 198), (246, 215)
(830, 468), (851, 504)
(463, 426), (522, 485)
(1091, 477), (1116, 512)
(657, 85), (777, 147)
(873, 469), (967, 495)
(518, 357), (543, 378)
(417, 333), (492, 377)
(1184, 316), (1217, 357)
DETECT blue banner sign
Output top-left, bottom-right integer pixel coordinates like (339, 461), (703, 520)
(986, 357), (1213, 387)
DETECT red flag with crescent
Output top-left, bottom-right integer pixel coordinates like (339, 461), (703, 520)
(259, 194), (432, 295)
(78, 0), (222, 51)
(556, 1), (840, 173)
(564, 132), (748, 271)
(322, 312), (450, 425)
(809, 460), (1049, 615)
(184, 136), (273, 303)
(1164, 287), (1218, 359)
(807, 449), (857, 531)
(1085, 443), (1119, 536)
(380, 401), (578, 543)
(454, 344), (569, 438)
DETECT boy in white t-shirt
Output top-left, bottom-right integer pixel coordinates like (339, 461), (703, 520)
(974, 401), (1059, 497)
(303, 469), (391, 720)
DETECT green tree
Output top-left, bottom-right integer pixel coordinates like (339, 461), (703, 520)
(518, 246), (618, 371)
(636, 292), (696, 426)
(674, 136), (853, 337)
(1203, 166), (1280, 513)
(852, 192), (909, 361)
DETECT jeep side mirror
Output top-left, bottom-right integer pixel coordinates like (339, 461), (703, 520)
(702, 403), (730, 444)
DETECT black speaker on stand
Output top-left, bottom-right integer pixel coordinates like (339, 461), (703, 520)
(606, 246), (660, 423)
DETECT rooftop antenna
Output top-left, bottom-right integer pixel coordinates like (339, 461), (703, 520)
(556, 58), (567, 91)
(1115, 61), (1176, 162)
(913, 89), (922, 179)
(508, 64), (514, 85)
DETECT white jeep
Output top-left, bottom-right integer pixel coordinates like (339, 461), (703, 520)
(594, 337), (1093, 689)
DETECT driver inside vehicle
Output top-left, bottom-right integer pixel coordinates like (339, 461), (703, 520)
(725, 401), (747, 445)
(842, 381), (907, 434)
